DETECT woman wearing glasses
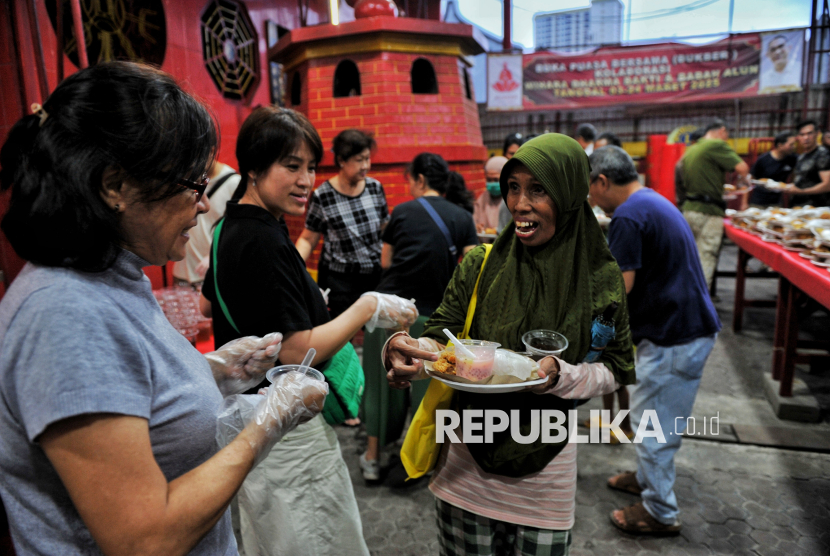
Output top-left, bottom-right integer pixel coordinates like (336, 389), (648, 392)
(0, 62), (327, 555)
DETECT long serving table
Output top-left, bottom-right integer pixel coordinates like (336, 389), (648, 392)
(724, 222), (830, 402)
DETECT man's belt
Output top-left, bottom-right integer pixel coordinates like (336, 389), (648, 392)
(686, 194), (727, 211)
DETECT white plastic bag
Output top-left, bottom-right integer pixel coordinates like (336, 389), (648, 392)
(493, 349), (540, 381)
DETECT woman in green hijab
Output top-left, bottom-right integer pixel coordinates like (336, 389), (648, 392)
(383, 134), (635, 555)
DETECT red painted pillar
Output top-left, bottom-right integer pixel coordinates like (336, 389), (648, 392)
(647, 136), (685, 203)
(659, 142), (685, 204)
(69, 0), (88, 68)
(646, 135), (685, 203)
(646, 134), (666, 192)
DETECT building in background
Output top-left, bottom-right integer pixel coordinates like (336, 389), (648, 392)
(534, 0), (623, 52)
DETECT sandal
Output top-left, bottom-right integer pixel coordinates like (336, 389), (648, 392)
(607, 471), (643, 495)
(610, 502), (681, 536)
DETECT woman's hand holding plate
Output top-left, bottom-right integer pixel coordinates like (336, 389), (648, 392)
(528, 356), (561, 394)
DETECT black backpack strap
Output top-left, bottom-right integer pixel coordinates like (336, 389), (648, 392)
(417, 197), (457, 257)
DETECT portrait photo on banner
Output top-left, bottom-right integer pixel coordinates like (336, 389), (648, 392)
(759, 29), (804, 95)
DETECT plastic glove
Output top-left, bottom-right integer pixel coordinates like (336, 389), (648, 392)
(216, 370), (328, 466)
(205, 332), (283, 396)
(360, 292), (419, 332)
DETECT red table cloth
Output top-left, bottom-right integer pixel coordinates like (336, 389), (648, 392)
(724, 222), (830, 310)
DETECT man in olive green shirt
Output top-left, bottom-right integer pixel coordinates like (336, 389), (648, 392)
(681, 120), (750, 290)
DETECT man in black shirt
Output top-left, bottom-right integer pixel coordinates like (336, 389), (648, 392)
(749, 131), (796, 206)
(787, 120), (830, 206)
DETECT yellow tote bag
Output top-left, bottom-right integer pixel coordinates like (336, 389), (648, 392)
(400, 244), (493, 480)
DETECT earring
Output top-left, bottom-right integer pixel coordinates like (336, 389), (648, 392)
(114, 204), (120, 211)
(251, 179), (257, 187)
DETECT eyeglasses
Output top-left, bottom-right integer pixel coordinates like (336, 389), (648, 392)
(178, 174), (210, 202)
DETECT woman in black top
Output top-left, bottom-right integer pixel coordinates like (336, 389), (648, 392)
(201, 107), (416, 555)
(360, 153), (479, 481)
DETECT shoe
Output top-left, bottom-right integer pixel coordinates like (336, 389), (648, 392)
(359, 453), (380, 481)
(607, 471), (643, 495)
(610, 502), (681, 536)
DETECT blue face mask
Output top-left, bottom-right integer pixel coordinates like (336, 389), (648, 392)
(486, 181), (502, 196)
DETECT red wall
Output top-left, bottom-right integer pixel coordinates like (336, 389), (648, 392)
(0, 0), (330, 287)
(0, 1), (476, 287)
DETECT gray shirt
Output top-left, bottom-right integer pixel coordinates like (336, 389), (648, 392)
(0, 251), (235, 555)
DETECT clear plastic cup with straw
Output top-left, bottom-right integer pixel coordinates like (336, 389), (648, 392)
(443, 328), (501, 381)
(266, 348), (325, 383)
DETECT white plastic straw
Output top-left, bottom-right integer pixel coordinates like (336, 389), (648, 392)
(298, 348), (316, 374)
(443, 328), (474, 359)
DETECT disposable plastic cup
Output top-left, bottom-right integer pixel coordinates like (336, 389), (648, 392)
(451, 340), (501, 381)
(521, 330), (568, 361)
(266, 364), (325, 383)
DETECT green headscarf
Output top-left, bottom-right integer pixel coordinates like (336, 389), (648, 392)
(423, 133), (634, 477)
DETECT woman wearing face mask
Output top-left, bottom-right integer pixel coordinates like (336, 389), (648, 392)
(474, 155), (509, 234)
(295, 129), (388, 320)
(202, 108), (417, 555)
(383, 135), (635, 555)
(358, 152), (479, 482)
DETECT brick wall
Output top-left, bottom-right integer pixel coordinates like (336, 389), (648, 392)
(286, 50), (488, 270)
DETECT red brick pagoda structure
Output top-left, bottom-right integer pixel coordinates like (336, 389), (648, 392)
(268, 1), (488, 271)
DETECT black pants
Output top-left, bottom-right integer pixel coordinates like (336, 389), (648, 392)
(317, 260), (382, 319)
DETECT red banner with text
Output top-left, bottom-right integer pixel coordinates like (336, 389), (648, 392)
(522, 34), (762, 109)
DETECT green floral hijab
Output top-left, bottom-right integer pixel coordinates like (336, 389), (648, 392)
(423, 133), (634, 477)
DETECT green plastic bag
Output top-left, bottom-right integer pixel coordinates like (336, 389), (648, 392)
(320, 342), (365, 425)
